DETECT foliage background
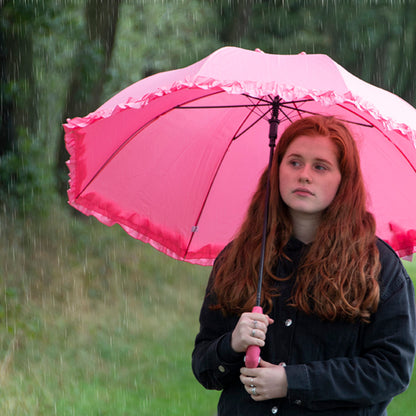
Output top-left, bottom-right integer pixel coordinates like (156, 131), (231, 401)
(1, 1), (415, 414)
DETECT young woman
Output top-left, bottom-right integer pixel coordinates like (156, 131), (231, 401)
(192, 115), (416, 415)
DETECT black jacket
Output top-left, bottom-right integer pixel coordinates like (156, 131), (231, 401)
(192, 238), (416, 415)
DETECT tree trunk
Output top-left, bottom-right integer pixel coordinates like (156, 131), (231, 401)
(0, 1), (37, 156)
(394, 1), (416, 105)
(218, 0), (254, 45)
(56, 0), (122, 198)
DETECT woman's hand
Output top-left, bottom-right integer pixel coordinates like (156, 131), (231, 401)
(231, 312), (274, 353)
(240, 359), (288, 401)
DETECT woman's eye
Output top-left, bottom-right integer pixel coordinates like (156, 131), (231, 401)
(289, 160), (300, 167)
(315, 164), (328, 171)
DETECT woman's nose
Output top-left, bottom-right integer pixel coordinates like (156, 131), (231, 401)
(298, 166), (312, 183)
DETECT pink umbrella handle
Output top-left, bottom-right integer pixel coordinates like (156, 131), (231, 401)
(244, 306), (263, 368)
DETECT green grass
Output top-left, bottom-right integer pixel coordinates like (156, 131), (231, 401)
(404, 258), (416, 280)
(0, 207), (220, 415)
(0, 206), (415, 415)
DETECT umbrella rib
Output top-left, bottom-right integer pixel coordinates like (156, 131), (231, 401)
(278, 106), (295, 123)
(231, 98), (265, 139)
(334, 103), (381, 128)
(184, 138), (235, 260)
(176, 93), (274, 140)
(176, 97), (314, 110)
(244, 93), (274, 105)
(280, 103), (374, 128)
(233, 107), (272, 140)
(289, 101), (307, 119)
(176, 103), (271, 109)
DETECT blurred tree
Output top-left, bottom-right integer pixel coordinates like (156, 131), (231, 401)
(0, 1), (37, 156)
(217, 0), (254, 45)
(387, 0), (416, 104)
(114, 0), (220, 79)
(56, 0), (122, 198)
(305, 0), (416, 105)
(0, 0), (48, 211)
(235, 0), (416, 105)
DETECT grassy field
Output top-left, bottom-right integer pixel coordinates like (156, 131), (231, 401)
(0, 205), (415, 415)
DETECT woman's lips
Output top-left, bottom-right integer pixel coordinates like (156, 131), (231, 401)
(293, 187), (314, 196)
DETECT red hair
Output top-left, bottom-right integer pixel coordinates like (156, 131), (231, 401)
(212, 115), (380, 322)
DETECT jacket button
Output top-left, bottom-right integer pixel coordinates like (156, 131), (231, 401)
(218, 365), (225, 373)
(294, 399), (302, 405)
(271, 406), (279, 414)
(285, 319), (293, 327)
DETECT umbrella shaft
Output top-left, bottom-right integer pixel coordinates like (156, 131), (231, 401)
(256, 97), (280, 306)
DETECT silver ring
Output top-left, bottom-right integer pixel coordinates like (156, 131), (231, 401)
(251, 386), (257, 395)
(249, 383), (254, 388)
(250, 377), (254, 384)
(251, 329), (256, 337)
(253, 320), (258, 329)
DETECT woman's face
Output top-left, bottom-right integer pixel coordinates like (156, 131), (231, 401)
(279, 134), (342, 218)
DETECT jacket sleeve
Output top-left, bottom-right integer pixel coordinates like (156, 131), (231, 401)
(284, 244), (416, 411)
(192, 265), (245, 390)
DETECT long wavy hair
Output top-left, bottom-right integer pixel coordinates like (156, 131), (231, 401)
(212, 115), (381, 322)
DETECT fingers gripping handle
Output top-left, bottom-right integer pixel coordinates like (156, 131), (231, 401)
(244, 306), (263, 368)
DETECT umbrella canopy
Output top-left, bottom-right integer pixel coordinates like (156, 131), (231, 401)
(64, 46), (416, 265)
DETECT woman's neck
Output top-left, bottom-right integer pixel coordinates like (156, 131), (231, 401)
(290, 211), (321, 244)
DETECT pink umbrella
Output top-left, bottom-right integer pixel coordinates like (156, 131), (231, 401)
(64, 46), (416, 266)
